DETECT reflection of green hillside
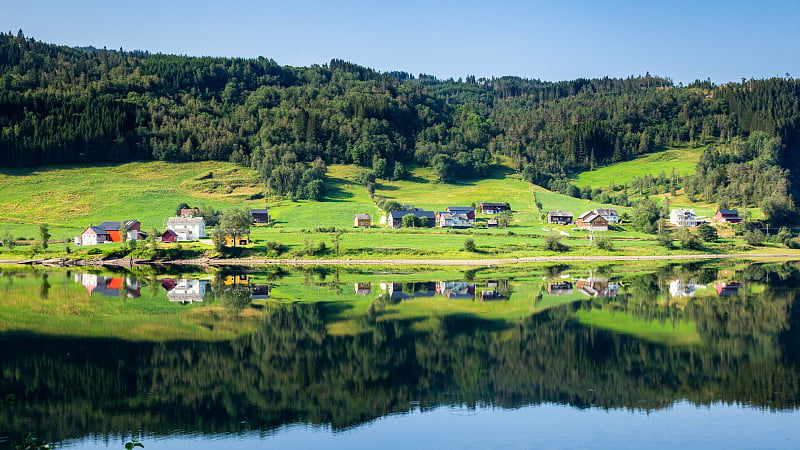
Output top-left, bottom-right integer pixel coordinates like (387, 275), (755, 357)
(0, 270), (265, 341)
(575, 309), (700, 345)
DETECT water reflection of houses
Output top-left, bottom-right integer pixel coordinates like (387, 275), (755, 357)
(715, 282), (741, 296)
(478, 290), (506, 301)
(383, 282), (437, 300)
(354, 282), (371, 295)
(250, 285), (270, 300)
(437, 281), (475, 300)
(74, 273), (142, 298)
(576, 277), (618, 298)
(669, 279), (701, 297)
(547, 281), (574, 295)
(162, 278), (209, 304)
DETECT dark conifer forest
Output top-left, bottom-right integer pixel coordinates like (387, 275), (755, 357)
(1, 31), (799, 209)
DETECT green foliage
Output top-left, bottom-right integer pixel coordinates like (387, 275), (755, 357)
(676, 228), (703, 250)
(697, 223), (719, 242)
(744, 229), (765, 246)
(2, 226), (15, 249)
(632, 197), (660, 234)
(38, 224), (50, 251)
(463, 238), (476, 252)
(543, 235), (568, 252)
(11, 433), (55, 450)
(124, 441), (144, 449)
(356, 169), (376, 186)
(594, 234), (614, 251)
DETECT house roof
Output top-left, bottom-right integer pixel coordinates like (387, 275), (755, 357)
(718, 209), (740, 216)
(595, 208), (618, 216)
(83, 226), (108, 235)
(547, 211), (573, 217)
(355, 214), (371, 220)
(446, 206), (475, 213)
(578, 211), (593, 219)
(97, 220), (138, 231)
(671, 208), (695, 215)
(249, 209), (269, 214)
(479, 202), (507, 208)
(167, 216), (205, 226)
(389, 210), (435, 220)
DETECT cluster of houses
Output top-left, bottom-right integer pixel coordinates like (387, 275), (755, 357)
(544, 207), (743, 230)
(545, 208), (619, 231)
(367, 279), (509, 302)
(75, 208), (269, 246)
(355, 202), (510, 229)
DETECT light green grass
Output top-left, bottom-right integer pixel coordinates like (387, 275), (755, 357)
(0, 161), (264, 239)
(572, 146), (703, 188)
(575, 309), (700, 345)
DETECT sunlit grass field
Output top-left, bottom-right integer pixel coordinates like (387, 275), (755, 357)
(571, 145), (703, 188)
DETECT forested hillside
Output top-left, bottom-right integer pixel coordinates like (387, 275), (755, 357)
(1, 31), (800, 210)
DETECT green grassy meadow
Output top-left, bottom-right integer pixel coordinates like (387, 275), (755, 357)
(0, 159), (789, 260)
(571, 146), (703, 188)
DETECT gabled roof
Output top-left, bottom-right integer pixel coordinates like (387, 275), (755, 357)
(249, 209), (269, 214)
(97, 220), (138, 231)
(83, 226), (109, 235)
(577, 211), (593, 219)
(718, 209), (740, 216)
(167, 216), (205, 226)
(547, 211), (573, 216)
(595, 208), (618, 216)
(355, 214), (371, 220)
(446, 206), (475, 213)
(479, 202), (507, 208)
(389, 210), (435, 219)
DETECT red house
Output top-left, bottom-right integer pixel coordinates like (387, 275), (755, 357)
(715, 209), (742, 223)
(161, 229), (178, 243)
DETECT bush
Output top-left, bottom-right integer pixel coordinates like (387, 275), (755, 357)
(463, 238), (476, 252)
(595, 234), (613, 251)
(697, 223), (718, 242)
(263, 240), (286, 257)
(543, 235), (568, 252)
(677, 228), (703, 250)
(744, 229), (764, 246)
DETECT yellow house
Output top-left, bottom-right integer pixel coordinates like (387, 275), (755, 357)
(222, 274), (249, 285)
(223, 235), (250, 246)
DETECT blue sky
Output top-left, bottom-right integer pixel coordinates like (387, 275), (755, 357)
(5, 0), (800, 84)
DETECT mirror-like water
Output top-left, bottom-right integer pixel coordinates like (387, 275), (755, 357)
(2, 261), (800, 448)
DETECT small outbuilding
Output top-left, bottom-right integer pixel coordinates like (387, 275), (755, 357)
(546, 211), (574, 225)
(354, 214), (371, 228)
(715, 209), (742, 223)
(250, 209), (270, 224)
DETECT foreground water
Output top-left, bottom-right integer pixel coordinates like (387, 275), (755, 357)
(2, 261), (800, 448)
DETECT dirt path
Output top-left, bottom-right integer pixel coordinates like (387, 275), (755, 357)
(2, 253), (800, 268)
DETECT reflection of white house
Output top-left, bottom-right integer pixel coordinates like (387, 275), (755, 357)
(166, 279), (208, 303)
(436, 281), (475, 300)
(669, 279), (698, 297)
(669, 209), (697, 227)
(166, 216), (207, 241)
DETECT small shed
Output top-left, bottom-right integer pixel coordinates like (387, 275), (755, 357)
(546, 211), (574, 225)
(354, 214), (371, 228)
(161, 229), (178, 243)
(250, 209), (270, 224)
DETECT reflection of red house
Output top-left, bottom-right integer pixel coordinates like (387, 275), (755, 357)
(715, 282), (741, 295)
(161, 278), (177, 291)
(161, 229), (178, 243)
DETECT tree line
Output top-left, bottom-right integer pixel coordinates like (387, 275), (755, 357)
(1, 32), (800, 205)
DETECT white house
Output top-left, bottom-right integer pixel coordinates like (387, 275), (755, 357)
(166, 216), (207, 241)
(436, 212), (473, 228)
(669, 209), (697, 227)
(595, 208), (620, 224)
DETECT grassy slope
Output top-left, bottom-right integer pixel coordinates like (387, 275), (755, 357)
(571, 146), (703, 188)
(0, 161), (263, 239)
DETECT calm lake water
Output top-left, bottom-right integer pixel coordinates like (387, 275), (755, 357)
(2, 261), (800, 449)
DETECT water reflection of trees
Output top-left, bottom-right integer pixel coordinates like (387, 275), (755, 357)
(2, 263), (800, 443)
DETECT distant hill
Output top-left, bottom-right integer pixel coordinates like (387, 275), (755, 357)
(1, 31), (798, 218)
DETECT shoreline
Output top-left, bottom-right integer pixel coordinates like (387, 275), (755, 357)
(3, 252), (800, 268)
